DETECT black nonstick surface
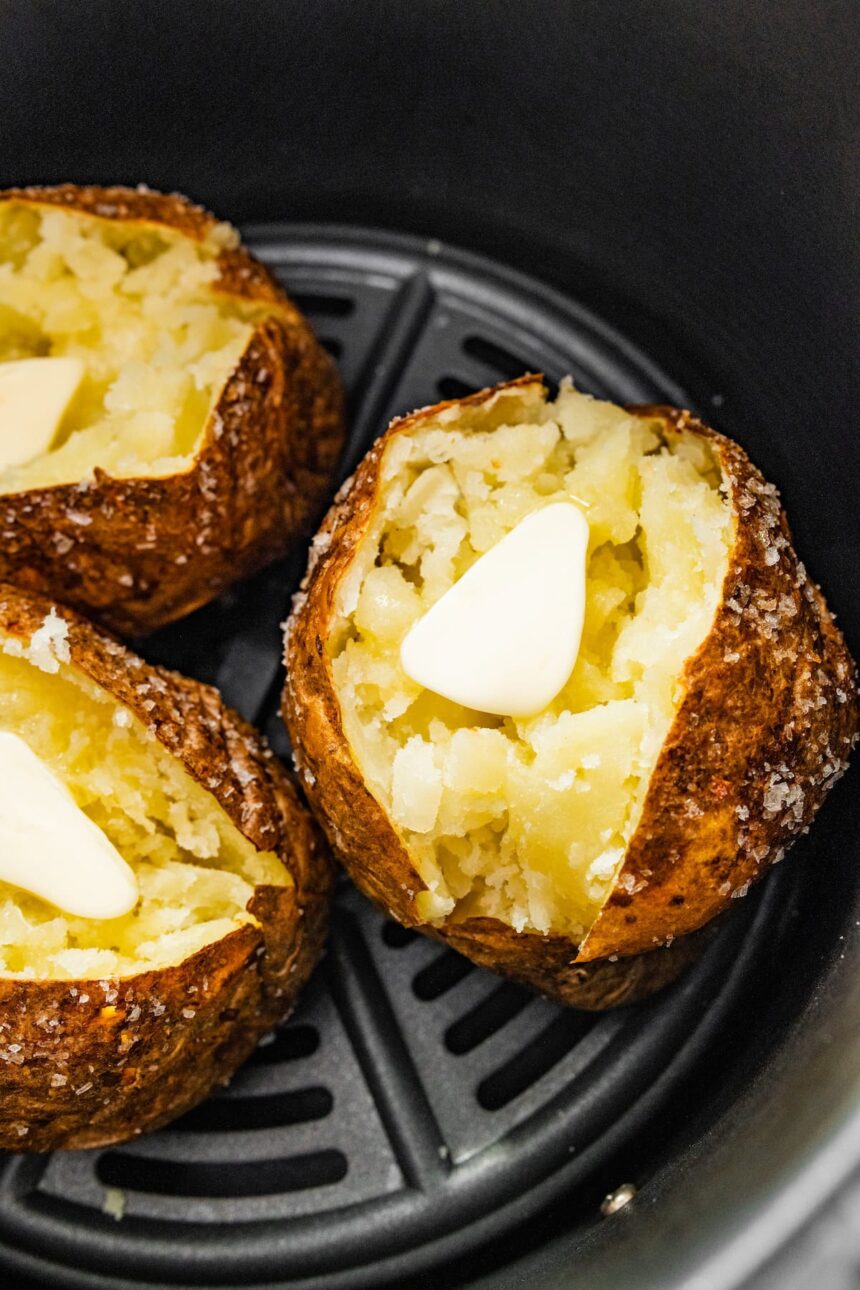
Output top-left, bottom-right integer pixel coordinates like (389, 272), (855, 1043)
(0, 226), (855, 1290)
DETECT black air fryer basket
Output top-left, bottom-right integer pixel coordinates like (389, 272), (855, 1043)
(1, 4), (858, 1289)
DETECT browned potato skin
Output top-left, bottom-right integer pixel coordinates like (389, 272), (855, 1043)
(283, 377), (859, 1009)
(0, 185), (345, 637)
(0, 584), (333, 1151)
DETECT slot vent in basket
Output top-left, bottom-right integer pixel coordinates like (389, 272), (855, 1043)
(249, 1022), (320, 1066)
(320, 335), (344, 359)
(169, 1086), (333, 1134)
(462, 334), (534, 380)
(381, 921), (420, 949)
(477, 1013), (599, 1111)
(290, 292), (356, 318)
(445, 983), (532, 1056)
(97, 1148), (348, 1198)
(413, 950), (475, 1001)
(437, 375), (476, 400)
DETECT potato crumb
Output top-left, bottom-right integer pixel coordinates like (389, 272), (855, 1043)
(102, 1187), (126, 1221)
(3, 610), (71, 675)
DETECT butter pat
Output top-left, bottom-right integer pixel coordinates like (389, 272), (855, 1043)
(0, 732), (138, 919)
(401, 501), (589, 717)
(0, 356), (84, 471)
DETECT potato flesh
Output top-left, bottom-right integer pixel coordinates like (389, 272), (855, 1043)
(0, 628), (287, 980)
(331, 385), (732, 939)
(0, 203), (256, 492)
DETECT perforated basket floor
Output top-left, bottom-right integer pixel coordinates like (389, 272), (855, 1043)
(0, 227), (797, 1290)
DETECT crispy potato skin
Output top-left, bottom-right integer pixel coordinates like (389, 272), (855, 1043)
(283, 378), (859, 1009)
(0, 185), (344, 637)
(0, 584), (332, 1151)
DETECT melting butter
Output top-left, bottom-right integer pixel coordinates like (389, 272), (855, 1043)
(401, 501), (589, 718)
(0, 731), (139, 919)
(0, 356), (84, 471)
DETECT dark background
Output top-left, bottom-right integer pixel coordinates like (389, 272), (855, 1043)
(1, 3), (858, 1287)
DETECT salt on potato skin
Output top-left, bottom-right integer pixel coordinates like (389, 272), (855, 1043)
(284, 377), (859, 1009)
(0, 184), (344, 637)
(0, 585), (332, 1151)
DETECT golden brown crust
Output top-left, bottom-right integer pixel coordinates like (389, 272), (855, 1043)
(430, 917), (712, 1008)
(0, 184), (221, 238)
(282, 378), (859, 1009)
(0, 185), (344, 636)
(581, 406), (859, 959)
(0, 584), (332, 1151)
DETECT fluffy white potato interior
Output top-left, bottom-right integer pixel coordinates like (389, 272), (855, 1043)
(0, 202), (263, 492)
(330, 384), (732, 939)
(0, 622), (287, 980)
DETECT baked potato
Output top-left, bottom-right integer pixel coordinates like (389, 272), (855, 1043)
(0, 583), (331, 1151)
(284, 376), (859, 1009)
(0, 184), (344, 636)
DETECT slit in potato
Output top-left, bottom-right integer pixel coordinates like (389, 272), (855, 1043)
(0, 201), (269, 491)
(0, 611), (288, 980)
(328, 382), (733, 940)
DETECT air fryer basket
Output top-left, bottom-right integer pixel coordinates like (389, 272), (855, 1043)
(0, 3), (858, 1288)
